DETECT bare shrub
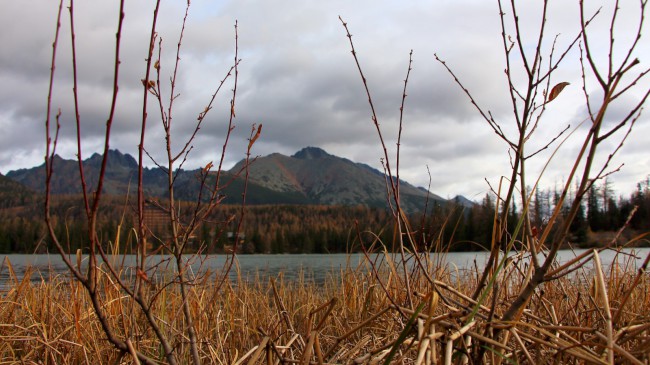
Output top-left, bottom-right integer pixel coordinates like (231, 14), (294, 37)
(43, 1), (257, 363)
(339, 0), (649, 363)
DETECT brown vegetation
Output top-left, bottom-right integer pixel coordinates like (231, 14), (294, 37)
(2, 0), (649, 363)
(1, 250), (649, 363)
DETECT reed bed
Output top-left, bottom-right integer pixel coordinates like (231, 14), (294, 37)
(24, 0), (649, 362)
(1, 249), (649, 364)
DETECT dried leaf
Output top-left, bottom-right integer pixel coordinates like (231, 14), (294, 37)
(137, 269), (150, 283)
(248, 124), (263, 150)
(140, 79), (156, 90)
(203, 161), (213, 173)
(547, 82), (570, 103)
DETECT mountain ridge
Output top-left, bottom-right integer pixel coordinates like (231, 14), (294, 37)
(5, 147), (461, 211)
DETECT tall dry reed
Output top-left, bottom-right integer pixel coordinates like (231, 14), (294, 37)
(2, 249), (649, 364)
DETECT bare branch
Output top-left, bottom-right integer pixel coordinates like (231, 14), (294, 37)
(599, 96), (647, 142)
(612, 0), (646, 78)
(525, 124), (571, 160)
(580, 1), (607, 89)
(68, 0), (91, 219)
(611, 65), (649, 101)
(339, 16), (399, 210)
(435, 54), (513, 146)
(396, 50), (413, 203)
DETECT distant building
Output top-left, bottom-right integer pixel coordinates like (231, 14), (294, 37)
(140, 200), (171, 247)
(139, 201), (200, 251)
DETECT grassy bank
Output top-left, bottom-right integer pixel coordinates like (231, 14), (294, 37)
(1, 250), (649, 364)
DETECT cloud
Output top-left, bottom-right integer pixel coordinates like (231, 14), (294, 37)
(1, 0), (648, 200)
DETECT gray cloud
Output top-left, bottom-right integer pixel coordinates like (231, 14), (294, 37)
(1, 0), (648, 200)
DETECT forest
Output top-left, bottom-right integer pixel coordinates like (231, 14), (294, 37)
(1, 177), (648, 254)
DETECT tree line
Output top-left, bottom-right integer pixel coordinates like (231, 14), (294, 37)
(1, 177), (648, 254)
(424, 177), (650, 252)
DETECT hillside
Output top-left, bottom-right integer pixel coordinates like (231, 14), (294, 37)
(230, 147), (444, 211)
(0, 173), (37, 209)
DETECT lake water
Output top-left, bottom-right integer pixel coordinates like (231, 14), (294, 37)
(1, 248), (649, 291)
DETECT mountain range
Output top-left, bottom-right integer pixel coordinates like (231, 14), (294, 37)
(5, 147), (466, 211)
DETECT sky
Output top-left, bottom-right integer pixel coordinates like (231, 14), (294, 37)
(1, 0), (648, 201)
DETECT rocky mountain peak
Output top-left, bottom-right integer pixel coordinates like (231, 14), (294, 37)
(292, 147), (331, 160)
(4, 146), (464, 211)
(86, 149), (138, 169)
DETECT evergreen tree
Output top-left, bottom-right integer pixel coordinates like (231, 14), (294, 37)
(587, 184), (603, 231)
(569, 203), (588, 244)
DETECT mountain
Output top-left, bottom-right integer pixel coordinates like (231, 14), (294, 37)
(0, 172), (37, 209)
(451, 195), (475, 208)
(231, 147), (444, 211)
(5, 147), (455, 211)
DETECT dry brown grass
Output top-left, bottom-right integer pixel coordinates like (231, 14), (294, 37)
(29, 0), (649, 363)
(1, 250), (649, 364)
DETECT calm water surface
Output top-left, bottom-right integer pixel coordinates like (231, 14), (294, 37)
(2, 249), (649, 291)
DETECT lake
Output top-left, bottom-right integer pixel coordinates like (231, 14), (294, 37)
(2, 248), (649, 291)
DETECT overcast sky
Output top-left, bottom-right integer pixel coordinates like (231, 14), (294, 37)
(1, 0), (648, 201)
